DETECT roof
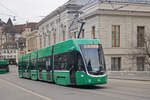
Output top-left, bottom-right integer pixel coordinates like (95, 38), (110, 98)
(66, 0), (91, 5)
(15, 24), (26, 34)
(15, 22), (38, 34)
(7, 18), (13, 26)
(39, 0), (84, 26)
(0, 19), (6, 26)
(25, 22), (38, 28)
(105, 0), (150, 4)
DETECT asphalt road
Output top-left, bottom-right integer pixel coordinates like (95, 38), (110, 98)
(0, 65), (150, 100)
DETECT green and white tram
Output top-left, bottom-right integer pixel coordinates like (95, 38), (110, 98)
(0, 61), (9, 74)
(18, 39), (107, 86)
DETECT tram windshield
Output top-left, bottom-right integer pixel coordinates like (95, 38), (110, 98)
(80, 44), (106, 75)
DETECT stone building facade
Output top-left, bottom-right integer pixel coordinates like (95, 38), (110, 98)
(38, 0), (90, 48)
(20, 22), (39, 53)
(39, 0), (150, 71)
(0, 41), (18, 64)
(80, 0), (150, 71)
(26, 30), (40, 53)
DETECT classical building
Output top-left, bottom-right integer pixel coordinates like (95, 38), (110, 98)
(26, 30), (40, 53)
(38, 0), (90, 48)
(0, 18), (18, 64)
(79, 0), (150, 71)
(1, 18), (16, 44)
(39, 0), (150, 71)
(16, 37), (26, 59)
(20, 22), (38, 53)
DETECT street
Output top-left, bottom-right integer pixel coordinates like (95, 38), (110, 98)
(0, 65), (150, 100)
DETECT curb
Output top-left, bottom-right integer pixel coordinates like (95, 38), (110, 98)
(109, 77), (150, 81)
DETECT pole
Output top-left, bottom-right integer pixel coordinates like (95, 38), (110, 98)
(77, 22), (85, 38)
(51, 46), (54, 82)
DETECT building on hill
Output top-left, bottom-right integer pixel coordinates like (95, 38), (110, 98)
(0, 19), (6, 27)
(1, 18), (16, 44)
(0, 18), (18, 64)
(0, 41), (18, 64)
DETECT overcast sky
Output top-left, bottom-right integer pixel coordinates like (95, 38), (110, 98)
(0, 0), (68, 25)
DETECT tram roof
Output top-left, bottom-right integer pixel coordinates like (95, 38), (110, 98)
(20, 39), (101, 60)
(37, 39), (101, 58)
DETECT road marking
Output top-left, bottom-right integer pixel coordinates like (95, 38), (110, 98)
(0, 79), (53, 100)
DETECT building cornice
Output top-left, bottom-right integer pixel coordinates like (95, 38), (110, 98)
(83, 9), (150, 19)
(38, 4), (82, 26)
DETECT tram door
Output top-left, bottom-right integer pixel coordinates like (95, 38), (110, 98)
(69, 52), (76, 85)
(39, 65), (42, 80)
(46, 57), (51, 81)
(38, 58), (43, 80)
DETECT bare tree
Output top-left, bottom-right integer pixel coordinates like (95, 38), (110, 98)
(126, 33), (150, 71)
(143, 34), (150, 68)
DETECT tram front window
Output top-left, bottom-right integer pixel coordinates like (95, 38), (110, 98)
(80, 44), (106, 75)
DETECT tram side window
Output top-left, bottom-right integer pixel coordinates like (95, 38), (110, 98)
(68, 51), (85, 72)
(38, 58), (46, 70)
(24, 60), (28, 70)
(54, 51), (85, 71)
(61, 55), (68, 70)
(67, 52), (75, 71)
(54, 55), (61, 70)
(28, 59), (31, 70)
(38, 58), (42, 70)
(45, 57), (51, 71)
(30, 59), (36, 70)
(23, 61), (26, 70)
(54, 54), (68, 70)
(38, 57), (51, 71)
(27, 60), (31, 70)
(21, 61), (24, 70)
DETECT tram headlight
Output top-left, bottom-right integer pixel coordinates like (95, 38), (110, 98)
(88, 79), (91, 83)
(81, 75), (84, 77)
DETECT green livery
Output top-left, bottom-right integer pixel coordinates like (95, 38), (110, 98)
(0, 61), (9, 74)
(18, 39), (107, 86)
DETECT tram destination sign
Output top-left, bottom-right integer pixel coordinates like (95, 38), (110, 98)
(83, 44), (99, 48)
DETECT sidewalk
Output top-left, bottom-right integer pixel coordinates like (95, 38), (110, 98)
(108, 71), (150, 81)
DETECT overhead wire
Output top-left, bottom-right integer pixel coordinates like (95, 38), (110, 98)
(0, 1), (26, 22)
